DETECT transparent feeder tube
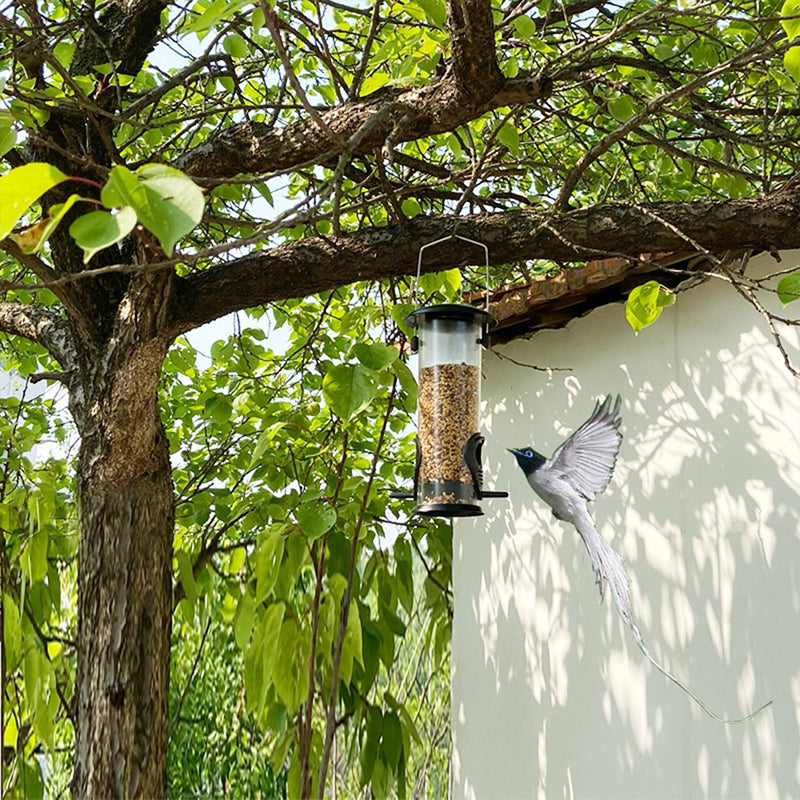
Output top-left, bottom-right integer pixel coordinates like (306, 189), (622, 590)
(407, 306), (489, 515)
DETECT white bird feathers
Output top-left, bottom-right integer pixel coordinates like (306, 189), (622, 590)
(516, 395), (632, 624)
(510, 395), (771, 723)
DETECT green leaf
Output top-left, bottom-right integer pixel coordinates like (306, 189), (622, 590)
(413, 0), (446, 27)
(249, 421), (288, 469)
(18, 760), (45, 800)
(184, 0), (252, 33)
(360, 706), (383, 786)
(0, 163), (68, 241)
(781, 0), (800, 41)
(203, 395), (232, 425)
(381, 602), (407, 637)
(391, 303), (416, 335)
(497, 122), (520, 153)
(100, 164), (141, 209)
(777, 272), (800, 304)
(784, 45), (800, 81)
(360, 71), (391, 95)
(513, 14), (537, 39)
(322, 364), (378, 420)
(625, 280), (675, 333)
(223, 33), (248, 59)
(23, 528), (49, 583)
(255, 530), (285, 602)
(69, 205), (136, 263)
(401, 197), (421, 217)
(340, 601), (363, 685)
(0, 124), (16, 158)
(3, 593), (21, 669)
(101, 164), (204, 255)
(296, 501), (336, 541)
(176, 550), (198, 605)
(440, 267), (462, 299)
(234, 590), (256, 650)
(391, 360), (418, 412)
(353, 342), (398, 371)
(137, 164), (204, 253)
(272, 619), (309, 711)
(244, 601), (285, 716)
(608, 95), (636, 122)
(382, 711), (403, 771)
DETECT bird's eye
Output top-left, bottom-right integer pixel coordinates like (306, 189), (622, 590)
(525, 449), (533, 458)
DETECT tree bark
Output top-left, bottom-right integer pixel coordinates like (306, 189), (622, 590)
(68, 273), (176, 799)
(167, 189), (800, 334)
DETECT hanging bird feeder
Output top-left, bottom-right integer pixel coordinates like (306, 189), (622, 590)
(392, 236), (508, 517)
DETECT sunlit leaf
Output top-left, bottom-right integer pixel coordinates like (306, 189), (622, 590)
(497, 122), (520, 153)
(296, 502), (336, 541)
(781, 0), (800, 40)
(777, 272), (800, 304)
(223, 33), (248, 59)
(255, 530), (285, 602)
(0, 124), (16, 158)
(101, 164), (204, 255)
(785, 45), (800, 81)
(625, 280), (676, 333)
(234, 590), (256, 649)
(69, 206), (137, 263)
(413, 0), (446, 27)
(0, 163), (68, 241)
(322, 364), (377, 420)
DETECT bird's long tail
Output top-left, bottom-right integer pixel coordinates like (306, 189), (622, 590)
(574, 510), (632, 626)
(574, 511), (771, 724)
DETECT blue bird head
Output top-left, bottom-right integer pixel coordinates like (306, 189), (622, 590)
(508, 447), (547, 474)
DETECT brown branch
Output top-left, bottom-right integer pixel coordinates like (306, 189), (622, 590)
(166, 190), (800, 334)
(446, 0), (504, 92)
(176, 0), (543, 180)
(0, 301), (76, 368)
(175, 72), (551, 179)
(554, 32), (782, 209)
(260, 2), (343, 146)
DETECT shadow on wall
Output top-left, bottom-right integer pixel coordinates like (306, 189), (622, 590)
(451, 266), (800, 800)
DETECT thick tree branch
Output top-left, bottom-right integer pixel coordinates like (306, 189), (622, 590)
(175, 74), (551, 179)
(167, 189), (800, 334)
(0, 301), (77, 367)
(447, 0), (504, 93)
(176, 0), (534, 179)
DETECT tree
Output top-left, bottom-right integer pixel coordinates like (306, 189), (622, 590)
(2, 0), (800, 796)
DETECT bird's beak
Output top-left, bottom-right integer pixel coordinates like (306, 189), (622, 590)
(507, 448), (522, 456)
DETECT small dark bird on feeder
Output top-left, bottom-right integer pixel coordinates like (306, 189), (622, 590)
(509, 394), (631, 624)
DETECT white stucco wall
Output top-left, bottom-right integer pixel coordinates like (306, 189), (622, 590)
(452, 251), (800, 799)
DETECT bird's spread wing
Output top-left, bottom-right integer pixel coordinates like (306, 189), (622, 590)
(548, 395), (622, 500)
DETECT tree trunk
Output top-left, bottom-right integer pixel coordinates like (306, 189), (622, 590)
(68, 280), (175, 798)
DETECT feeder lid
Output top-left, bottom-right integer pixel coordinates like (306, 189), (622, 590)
(404, 303), (496, 329)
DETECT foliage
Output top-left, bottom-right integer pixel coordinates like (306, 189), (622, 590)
(3, 0), (800, 795)
(159, 275), (459, 797)
(2, 272), (459, 795)
(624, 281), (676, 333)
(0, 373), (76, 799)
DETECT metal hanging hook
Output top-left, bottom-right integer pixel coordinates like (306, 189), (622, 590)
(415, 234), (491, 312)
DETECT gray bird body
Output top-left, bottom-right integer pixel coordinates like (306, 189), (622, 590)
(509, 397), (773, 723)
(510, 395), (631, 623)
